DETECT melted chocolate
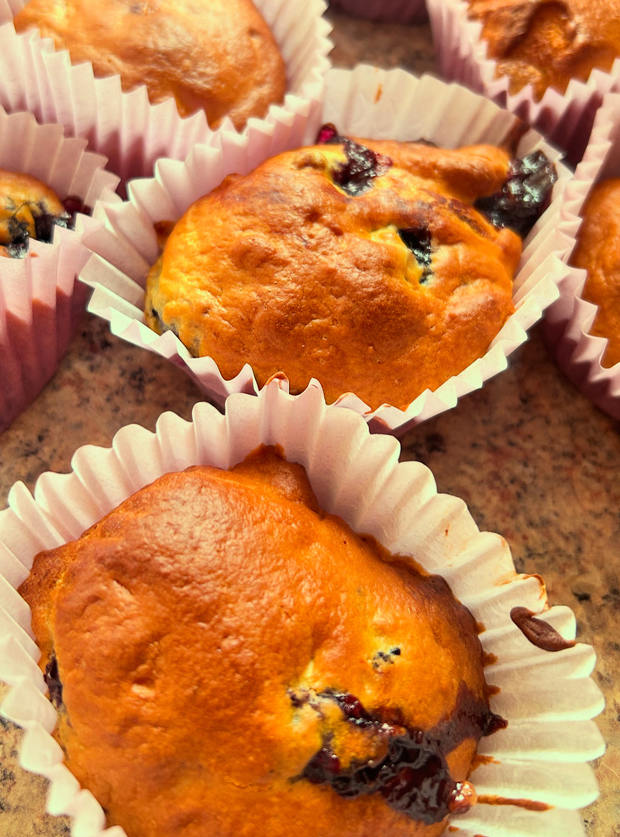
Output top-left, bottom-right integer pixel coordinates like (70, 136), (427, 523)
(510, 607), (576, 652)
(316, 122), (392, 196)
(298, 685), (504, 824)
(474, 150), (557, 238)
(44, 654), (63, 709)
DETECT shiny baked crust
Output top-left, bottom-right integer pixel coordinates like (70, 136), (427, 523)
(0, 169), (66, 257)
(144, 138), (521, 410)
(21, 448), (492, 837)
(14, 0), (286, 129)
(571, 178), (620, 367)
(467, 0), (620, 99)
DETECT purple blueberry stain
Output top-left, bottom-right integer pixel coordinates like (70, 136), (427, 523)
(294, 687), (501, 824)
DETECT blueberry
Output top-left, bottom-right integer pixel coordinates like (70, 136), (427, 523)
(316, 123), (392, 196)
(475, 150), (557, 238)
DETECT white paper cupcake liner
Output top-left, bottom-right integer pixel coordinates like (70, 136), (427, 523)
(0, 379), (604, 836)
(329, 0), (427, 24)
(426, 0), (620, 167)
(0, 106), (119, 433)
(543, 92), (620, 420)
(0, 0), (332, 183)
(82, 65), (576, 436)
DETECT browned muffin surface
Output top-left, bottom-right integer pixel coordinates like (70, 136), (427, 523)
(14, 0), (287, 129)
(21, 448), (495, 837)
(467, 0), (620, 99)
(571, 178), (620, 367)
(145, 136), (531, 409)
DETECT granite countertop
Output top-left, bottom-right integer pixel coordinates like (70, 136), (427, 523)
(0, 9), (618, 837)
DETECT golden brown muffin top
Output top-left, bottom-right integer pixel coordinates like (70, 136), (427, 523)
(144, 135), (528, 410)
(21, 447), (495, 837)
(14, 0), (287, 129)
(467, 0), (620, 99)
(571, 177), (620, 367)
(0, 169), (67, 257)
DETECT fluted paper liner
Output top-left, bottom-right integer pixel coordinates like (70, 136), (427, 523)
(426, 0), (620, 167)
(83, 65), (576, 436)
(0, 106), (119, 433)
(543, 92), (620, 419)
(0, 0), (332, 183)
(330, 0), (427, 23)
(0, 381), (604, 836)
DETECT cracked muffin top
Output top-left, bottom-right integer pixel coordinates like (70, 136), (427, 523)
(145, 128), (556, 409)
(0, 169), (73, 258)
(467, 0), (620, 99)
(570, 177), (620, 367)
(20, 447), (501, 837)
(14, 0), (286, 129)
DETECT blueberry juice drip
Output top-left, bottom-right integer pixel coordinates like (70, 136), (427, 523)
(301, 687), (504, 824)
(316, 122), (392, 196)
(474, 150), (558, 238)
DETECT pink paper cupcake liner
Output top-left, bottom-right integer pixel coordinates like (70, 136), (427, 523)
(329, 0), (427, 24)
(544, 91), (620, 420)
(0, 106), (119, 433)
(0, 0), (332, 183)
(426, 0), (620, 167)
(82, 65), (577, 436)
(0, 380), (605, 835)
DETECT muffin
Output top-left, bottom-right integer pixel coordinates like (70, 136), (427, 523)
(13, 0), (287, 130)
(569, 178), (620, 368)
(0, 107), (118, 434)
(144, 128), (556, 410)
(465, 0), (620, 100)
(20, 445), (500, 837)
(0, 169), (79, 257)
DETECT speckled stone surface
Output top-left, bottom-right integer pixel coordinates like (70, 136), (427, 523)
(0, 8), (618, 837)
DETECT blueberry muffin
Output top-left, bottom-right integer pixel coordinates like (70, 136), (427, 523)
(20, 447), (503, 837)
(466, 0), (620, 100)
(570, 177), (620, 367)
(14, 0), (287, 129)
(145, 128), (556, 409)
(0, 169), (73, 257)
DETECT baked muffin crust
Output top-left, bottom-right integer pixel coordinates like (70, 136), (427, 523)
(144, 136), (527, 409)
(14, 0), (287, 129)
(467, 0), (620, 99)
(570, 178), (620, 367)
(21, 448), (496, 837)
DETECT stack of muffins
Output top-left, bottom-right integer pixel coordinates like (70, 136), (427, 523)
(0, 3), (614, 837)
